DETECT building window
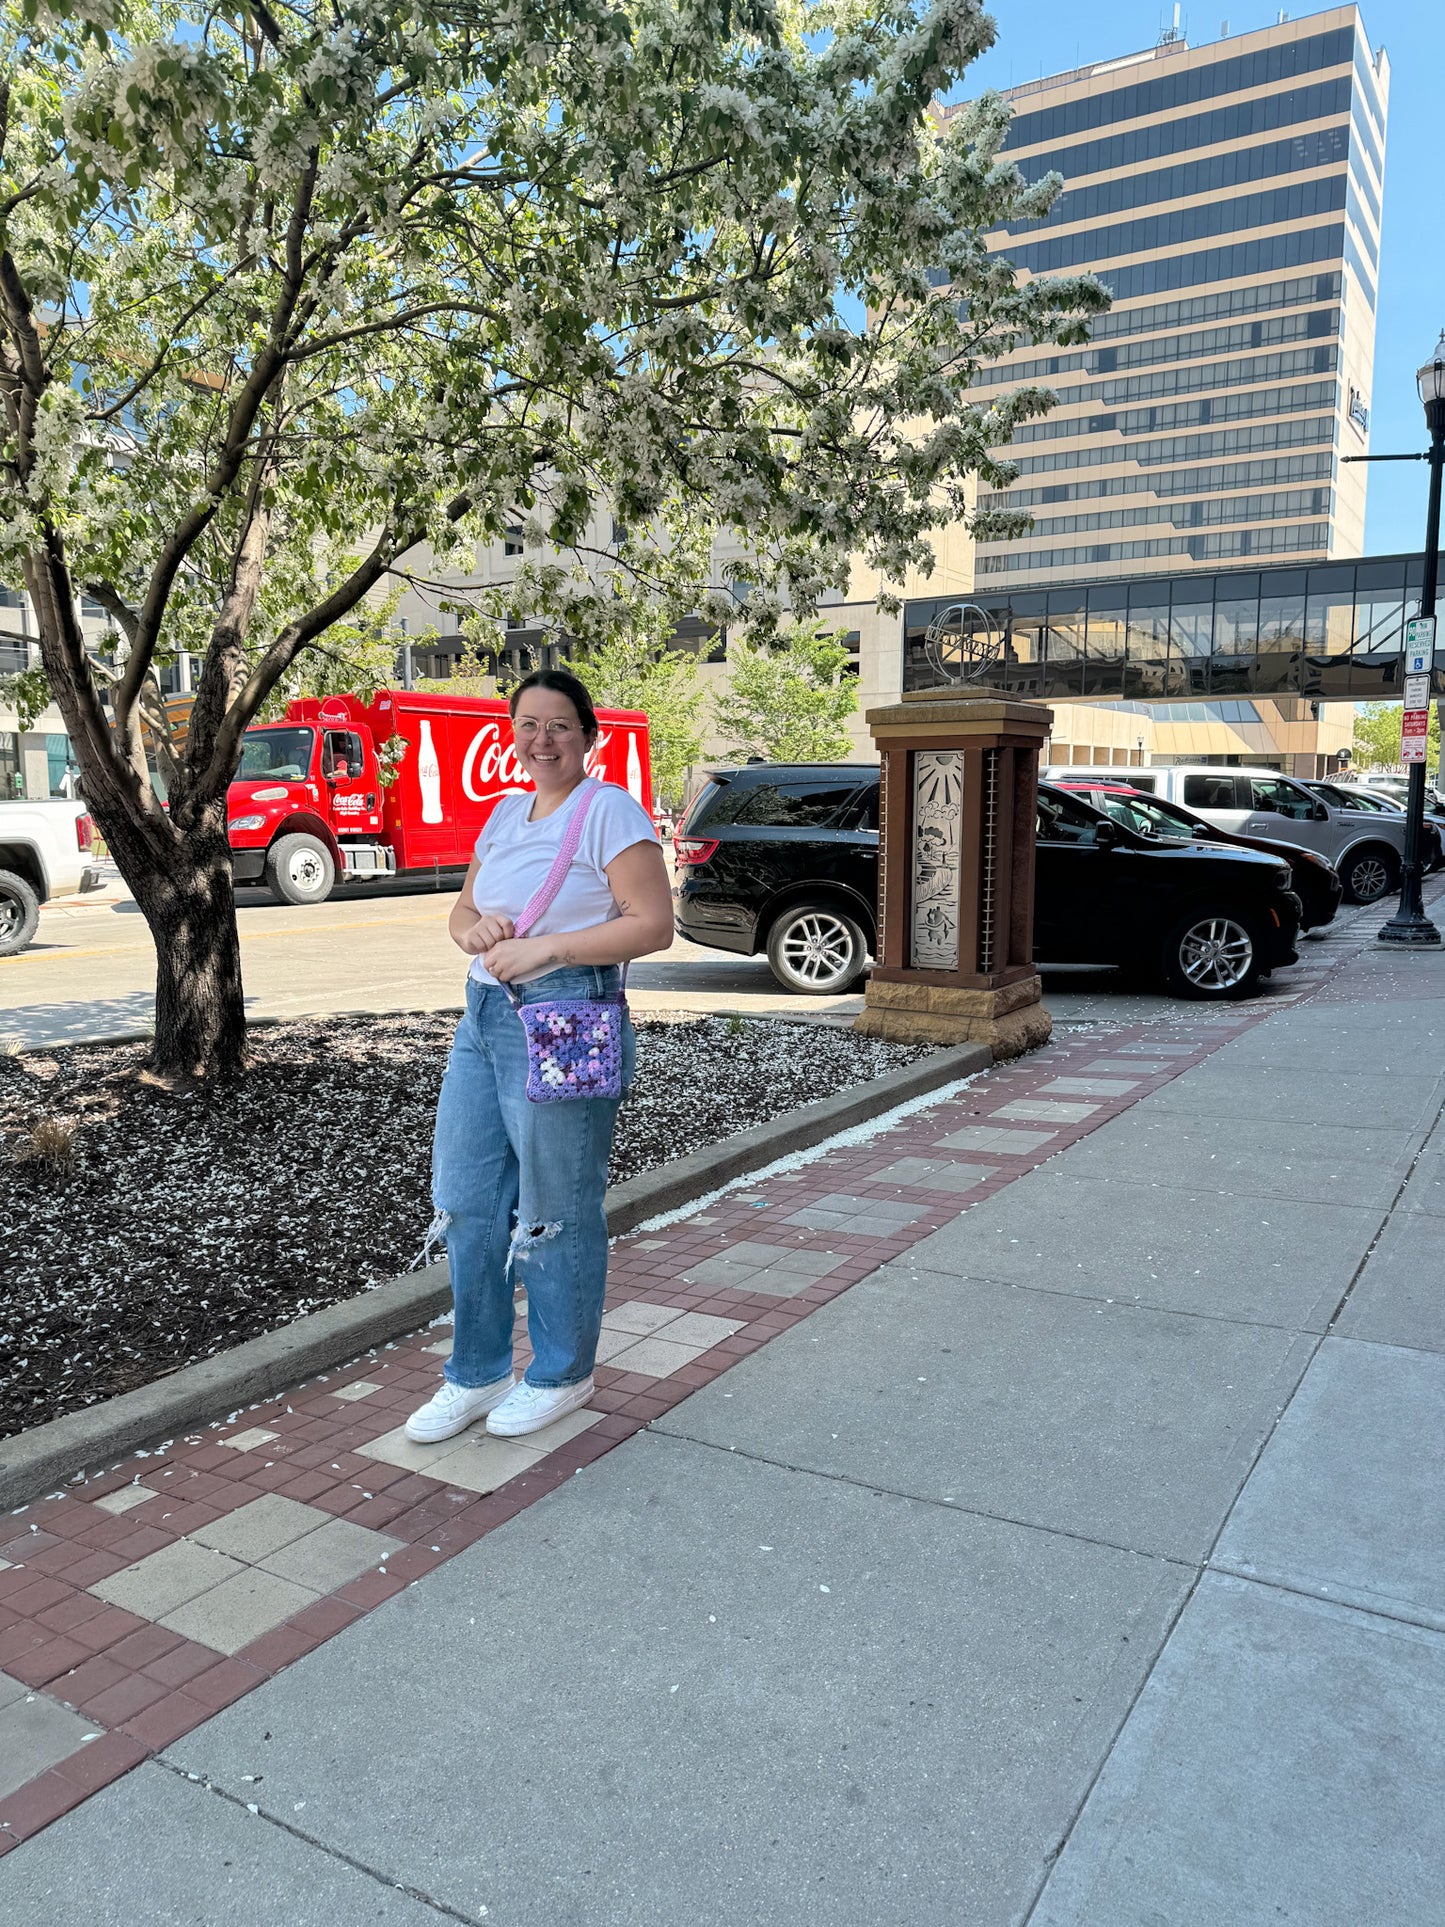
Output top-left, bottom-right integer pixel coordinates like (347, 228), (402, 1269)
(999, 25), (1353, 151)
(503, 526), (524, 556)
(1000, 127), (1350, 240)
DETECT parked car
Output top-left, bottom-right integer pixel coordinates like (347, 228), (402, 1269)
(673, 764), (1301, 1001)
(1304, 779), (1445, 871)
(0, 798), (101, 956)
(1052, 780), (1344, 934)
(1044, 763), (1419, 905)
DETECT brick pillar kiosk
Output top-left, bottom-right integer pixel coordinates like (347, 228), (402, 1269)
(853, 694), (1053, 1059)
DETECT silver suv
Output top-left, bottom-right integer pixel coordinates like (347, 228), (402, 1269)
(1137, 766), (1422, 905)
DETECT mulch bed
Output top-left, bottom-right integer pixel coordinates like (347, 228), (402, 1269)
(0, 1014), (933, 1439)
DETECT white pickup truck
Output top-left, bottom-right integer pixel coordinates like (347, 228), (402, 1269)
(0, 799), (103, 956)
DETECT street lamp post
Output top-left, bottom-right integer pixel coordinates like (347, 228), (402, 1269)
(1379, 332), (1445, 948)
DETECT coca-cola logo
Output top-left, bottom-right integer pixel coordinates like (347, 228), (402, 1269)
(460, 722), (614, 801)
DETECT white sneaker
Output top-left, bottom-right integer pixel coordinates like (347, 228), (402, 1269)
(485, 1376), (595, 1438)
(405, 1375), (516, 1443)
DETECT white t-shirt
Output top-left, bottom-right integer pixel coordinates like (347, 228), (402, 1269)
(468, 779), (658, 985)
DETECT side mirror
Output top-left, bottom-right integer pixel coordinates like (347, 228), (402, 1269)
(1093, 819), (1120, 849)
(1193, 824), (1213, 838)
(1314, 803), (1329, 822)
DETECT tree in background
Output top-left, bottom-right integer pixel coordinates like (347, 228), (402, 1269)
(714, 620), (858, 763)
(573, 629), (706, 809)
(2, 0), (1105, 1078)
(1353, 702), (1441, 773)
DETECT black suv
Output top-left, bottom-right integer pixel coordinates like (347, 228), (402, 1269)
(674, 763), (1302, 1001)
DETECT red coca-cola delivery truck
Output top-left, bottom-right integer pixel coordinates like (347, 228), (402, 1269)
(227, 689), (652, 904)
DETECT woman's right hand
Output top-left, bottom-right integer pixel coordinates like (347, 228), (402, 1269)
(458, 912), (515, 956)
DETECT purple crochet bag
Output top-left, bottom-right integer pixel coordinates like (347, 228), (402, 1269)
(502, 785), (628, 1103)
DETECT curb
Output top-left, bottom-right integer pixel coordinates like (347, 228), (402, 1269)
(0, 1041), (989, 1510)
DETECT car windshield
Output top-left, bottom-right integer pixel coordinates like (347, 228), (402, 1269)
(1096, 794), (1193, 841)
(1346, 789), (1402, 812)
(238, 728), (313, 781)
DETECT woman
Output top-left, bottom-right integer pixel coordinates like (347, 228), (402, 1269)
(407, 669), (673, 1443)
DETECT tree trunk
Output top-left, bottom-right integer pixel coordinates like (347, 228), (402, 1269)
(109, 804), (248, 1083)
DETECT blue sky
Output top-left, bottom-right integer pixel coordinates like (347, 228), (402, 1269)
(951, 0), (1440, 556)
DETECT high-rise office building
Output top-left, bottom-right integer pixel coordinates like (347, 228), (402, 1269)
(958, 5), (1387, 587)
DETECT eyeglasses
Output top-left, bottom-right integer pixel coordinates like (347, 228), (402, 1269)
(513, 719), (579, 739)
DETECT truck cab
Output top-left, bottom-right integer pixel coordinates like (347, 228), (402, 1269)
(227, 705), (390, 904)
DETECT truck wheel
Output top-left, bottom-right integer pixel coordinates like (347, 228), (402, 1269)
(265, 833), (335, 906)
(0, 869), (40, 957)
(1158, 907), (1264, 1002)
(1340, 845), (1398, 905)
(766, 902), (869, 995)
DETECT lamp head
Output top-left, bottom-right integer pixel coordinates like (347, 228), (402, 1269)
(1419, 332), (1445, 410)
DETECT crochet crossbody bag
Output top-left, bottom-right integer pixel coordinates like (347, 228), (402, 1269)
(501, 784), (627, 1103)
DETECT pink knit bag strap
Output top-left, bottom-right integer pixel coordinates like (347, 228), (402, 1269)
(512, 783), (598, 938)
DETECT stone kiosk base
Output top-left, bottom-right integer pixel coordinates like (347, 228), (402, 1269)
(856, 972), (1052, 1058)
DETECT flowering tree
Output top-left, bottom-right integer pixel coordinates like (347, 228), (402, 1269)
(0, 0), (1104, 1078)
(714, 618), (857, 762)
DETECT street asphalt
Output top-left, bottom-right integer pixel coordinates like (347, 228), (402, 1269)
(3, 868), (1316, 1045)
(3, 905), (1442, 1922)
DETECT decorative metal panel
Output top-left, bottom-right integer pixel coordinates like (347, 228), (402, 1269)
(977, 749), (1000, 975)
(911, 750), (963, 970)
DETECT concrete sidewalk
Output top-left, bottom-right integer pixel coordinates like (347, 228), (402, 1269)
(4, 920), (1444, 1922)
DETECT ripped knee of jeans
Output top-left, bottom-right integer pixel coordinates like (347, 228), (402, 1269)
(410, 1204), (452, 1273)
(506, 1217), (562, 1280)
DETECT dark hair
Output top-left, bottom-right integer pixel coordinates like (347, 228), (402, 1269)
(507, 668), (598, 741)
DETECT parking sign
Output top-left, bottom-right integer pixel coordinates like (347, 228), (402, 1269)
(1405, 615), (1436, 677)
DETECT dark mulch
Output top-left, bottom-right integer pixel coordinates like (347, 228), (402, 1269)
(0, 1013), (934, 1439)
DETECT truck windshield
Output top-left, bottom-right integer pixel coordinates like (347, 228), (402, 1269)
(239, 728), (313, 781)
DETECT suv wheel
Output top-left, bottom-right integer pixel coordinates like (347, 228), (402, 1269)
(1340, 845), (1398, 905)
(766, 903), (869, 995)
(1159, 908), (1264, 1001)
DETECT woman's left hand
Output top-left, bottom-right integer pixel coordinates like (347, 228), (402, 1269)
(481, 935), (558, 984)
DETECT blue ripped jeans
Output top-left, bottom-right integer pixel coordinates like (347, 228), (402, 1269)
(432, 967), (634, 1389)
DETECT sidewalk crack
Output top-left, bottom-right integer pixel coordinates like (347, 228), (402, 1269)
(153, 1757), (480, 1923)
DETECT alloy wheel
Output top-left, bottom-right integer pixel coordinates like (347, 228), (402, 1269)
(0, 894), (22, 942)
(780, 911), (857, 988)
(1349, 855), (1389, 902)
(1178, 916), (1254, 991)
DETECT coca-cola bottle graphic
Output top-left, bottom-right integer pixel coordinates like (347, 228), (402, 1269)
(417, 719), (443, 824)
(626, 732), (645, 804)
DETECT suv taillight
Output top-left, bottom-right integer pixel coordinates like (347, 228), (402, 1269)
(76, 812), (94, 851)
(673, 837), (719, 865)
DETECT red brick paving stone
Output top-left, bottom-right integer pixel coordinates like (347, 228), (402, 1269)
(235, 1623), (318, 1672)
(61, 1550), (133, 1589)
(380, 1544), (449, 1584)
(33, 1593), (109, 1636)
(286, 1595), (362, 1643)
(50, 1653), (129, 1707)
(6, 1634), (95, 1689)
(67, 1606), (152, 1657)
(266, 1469), (342, 1505)
(80, 1672), (171, 1727)
(186, 1658), (265, 1714)
(341, 1494), (415, 1533)
(108, 1623), (185, 1670)
(52, 1730), (149, 1796)
(0, 1530), (63, 1562)
(4, 1574), (77, 1618)
(146, 1500), (229, 1536)
(337, 1570), (408, 1611)
(304, 1484), (374, 1520)
(142, 1639), (226, 1689)
(119, 1689), (210, 1751)
(0, 1769), (91, 1840)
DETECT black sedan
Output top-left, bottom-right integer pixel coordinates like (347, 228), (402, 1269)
(1053, 780), (1344, 933)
